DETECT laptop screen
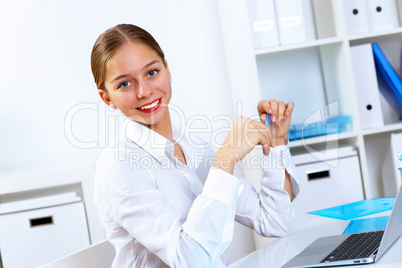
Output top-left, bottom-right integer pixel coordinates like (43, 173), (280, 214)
(376, 183), (402, 260)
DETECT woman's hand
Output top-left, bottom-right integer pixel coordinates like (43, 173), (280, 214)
(257, 99), (294, 146)
(212, 117), (273, 174)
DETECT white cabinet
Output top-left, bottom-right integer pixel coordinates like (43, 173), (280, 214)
(291, 147), (364, 230)
(0, 194), (90, 268)
(0, 168), (104, 267)
(217, 0), (402, 201)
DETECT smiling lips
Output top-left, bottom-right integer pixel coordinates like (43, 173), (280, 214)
(136, 98), (162, 113)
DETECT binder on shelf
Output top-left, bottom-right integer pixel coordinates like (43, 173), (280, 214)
(247, 0), (279, 49)
(350, 44), (384, 129)
(274, 0), (306, 45)
(366, 0), (399, 32)
(300, 0), (317, 41)
(372, 43), (402, 117)
(342, 0), (370, 35)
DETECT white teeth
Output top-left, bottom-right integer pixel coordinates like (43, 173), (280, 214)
(139, 99), (159, 110)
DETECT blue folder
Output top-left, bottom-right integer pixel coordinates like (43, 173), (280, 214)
(342, 216), (389, 235)
(308, 197), (395, 220)
(287, 115), (352, 141)
(372, 43), (402, 117)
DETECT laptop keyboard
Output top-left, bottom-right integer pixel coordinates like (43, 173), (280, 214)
(321, 230), (384, 263)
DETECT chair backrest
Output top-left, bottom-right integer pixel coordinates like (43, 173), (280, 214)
(39, 240), (115, 268)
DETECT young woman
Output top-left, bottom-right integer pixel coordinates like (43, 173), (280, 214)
(91, 24), (300, 268)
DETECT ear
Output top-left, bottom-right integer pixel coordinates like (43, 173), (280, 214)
(98, 89), (112, 106)
(164, 59), (172, 83)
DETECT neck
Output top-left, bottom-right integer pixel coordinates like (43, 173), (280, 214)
(148, 109), (174, 143)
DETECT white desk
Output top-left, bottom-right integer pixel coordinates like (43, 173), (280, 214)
(228, 214), (402, 268)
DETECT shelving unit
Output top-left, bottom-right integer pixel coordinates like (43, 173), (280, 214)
(217, 0), (402, 202)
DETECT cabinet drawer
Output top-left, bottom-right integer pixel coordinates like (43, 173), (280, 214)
(0, 202), (90, 268)
(292, 155), (364, 229)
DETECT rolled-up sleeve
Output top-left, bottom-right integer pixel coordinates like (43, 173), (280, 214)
(234, 142), (300, 237)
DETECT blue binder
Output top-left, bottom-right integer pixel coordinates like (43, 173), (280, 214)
(372, 43), (402, 117)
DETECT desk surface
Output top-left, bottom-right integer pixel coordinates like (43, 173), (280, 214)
(228, 214), (401, 268)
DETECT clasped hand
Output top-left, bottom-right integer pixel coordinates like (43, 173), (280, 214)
(212, 99), (294, 174)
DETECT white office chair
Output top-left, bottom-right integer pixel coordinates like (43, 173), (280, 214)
(39, 240), (115, 268)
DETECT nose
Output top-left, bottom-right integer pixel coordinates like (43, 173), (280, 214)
(137, 81), (151, 99)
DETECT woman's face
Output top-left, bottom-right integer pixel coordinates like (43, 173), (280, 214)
(100, 42), (172, 125)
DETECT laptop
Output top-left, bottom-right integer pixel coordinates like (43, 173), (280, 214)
(282, 183), (402, 268)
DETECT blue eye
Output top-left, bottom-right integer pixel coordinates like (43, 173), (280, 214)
(148, 69), (158, 77)
(119, 81), (132, 88)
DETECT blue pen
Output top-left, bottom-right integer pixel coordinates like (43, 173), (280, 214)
(266, 113), (276, 138)
(266, 114), (271, 127)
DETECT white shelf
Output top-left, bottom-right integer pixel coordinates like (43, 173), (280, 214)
(348, 27), (402, 42)
(362, 121), (402, 136)
(289, 131), (358, 149)
(254, 28), (402, 56)
(254, 37), (344, 55)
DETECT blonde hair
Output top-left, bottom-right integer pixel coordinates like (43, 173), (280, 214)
(91, 24), (165, 91)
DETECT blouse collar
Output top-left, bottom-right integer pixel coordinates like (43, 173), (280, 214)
(123, 119), (186, 163)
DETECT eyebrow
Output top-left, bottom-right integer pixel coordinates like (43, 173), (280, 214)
(110, 60), (161, 83)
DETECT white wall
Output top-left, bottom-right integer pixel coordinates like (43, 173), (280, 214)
(0, 0), (254, 263)
(0, 0), (234, 172)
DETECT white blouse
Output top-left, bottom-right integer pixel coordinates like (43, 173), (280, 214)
(94, 119), (300, 268)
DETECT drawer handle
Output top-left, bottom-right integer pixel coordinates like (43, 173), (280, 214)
(306, 169), (330, 181)
(30, 216), (53, 228)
